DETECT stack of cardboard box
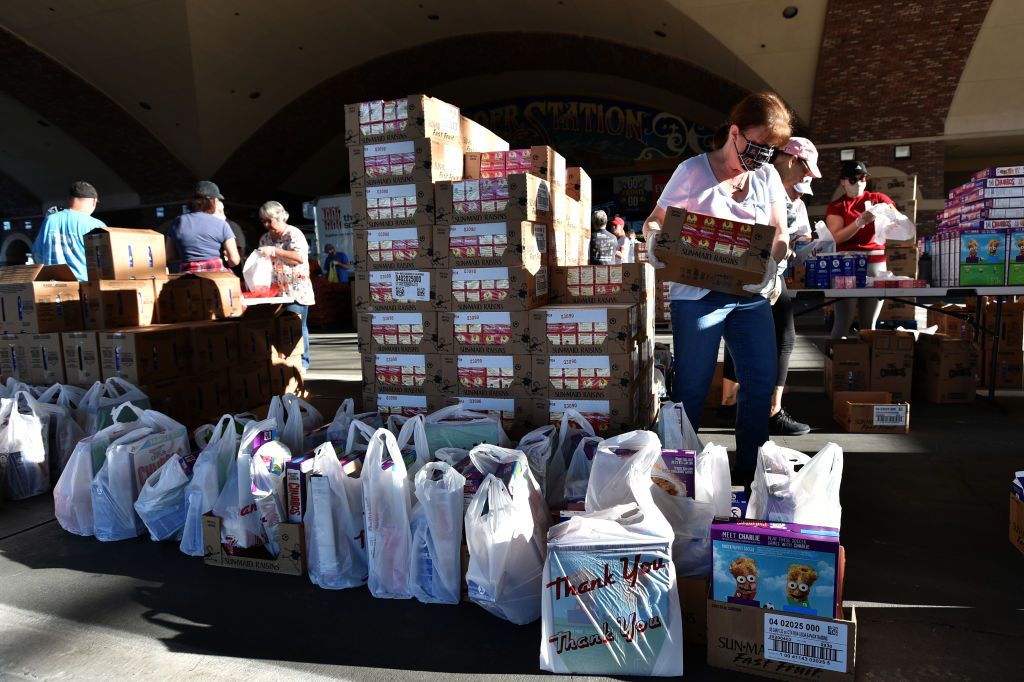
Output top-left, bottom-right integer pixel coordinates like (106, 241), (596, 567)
(824, 330), (914, 431)
(978, 298), (1024, 389)
(878, 239), (919, 325)
(350, 94), (656, 435)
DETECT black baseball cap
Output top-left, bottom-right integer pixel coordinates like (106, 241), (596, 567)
(840, 160), (868, 179)
(68, 181), (98, 198)
(195, 180), (224, 200)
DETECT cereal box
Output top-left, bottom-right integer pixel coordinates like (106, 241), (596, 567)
(1008, 230), (1024, 285)
(958, 228), (1008, 286)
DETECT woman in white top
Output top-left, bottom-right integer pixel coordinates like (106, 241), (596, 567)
(643, 92), (792, 485)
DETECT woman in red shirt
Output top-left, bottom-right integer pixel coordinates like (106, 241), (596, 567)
(825, 160), (896, 339)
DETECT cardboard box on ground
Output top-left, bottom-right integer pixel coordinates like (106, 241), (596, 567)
(914, 333), (978, 403)
(0, 264), (83, 333)
(833, 391), (910, 433)
(859, 330), (915, 403)
(15, 333), (65, 385)
(202, 513), (305, 575)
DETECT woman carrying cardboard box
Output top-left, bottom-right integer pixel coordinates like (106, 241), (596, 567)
(643, 92), (792, 486)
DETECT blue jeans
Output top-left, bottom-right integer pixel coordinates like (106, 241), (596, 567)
(284, 303), (310, 370)
(670, 292), (777, 481)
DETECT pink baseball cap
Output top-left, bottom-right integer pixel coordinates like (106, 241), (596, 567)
(780, 137), (821, 178)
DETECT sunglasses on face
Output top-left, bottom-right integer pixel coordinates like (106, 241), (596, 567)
(845, 174), (867, 183)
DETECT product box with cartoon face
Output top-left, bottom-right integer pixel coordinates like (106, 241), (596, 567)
(711, 518), (840, 618)
(1008, 230), (1024, 285)
(958, 228), (1008, 286)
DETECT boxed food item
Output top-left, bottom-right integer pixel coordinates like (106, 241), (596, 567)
(181, 272), (244, 319)
(653, 209), (773, 296)
(1009, 230), (1024, 285)
(833, 391), (910, 433)
(203, 513), (305, 575)
(98, 324), (192, 386)
(529, 304), (640, 355)
(434, 173), (551, 225)
(885, 245), (919, 278)
(272, 312), (303, 360)
(348, 138), (463, 188)
(860, 330), (914, 402)
(432, 221), (547, 269)
(363, 390), (445, 419)
(84, 227), (167, 281)
(550, 263), (655, 305)
(438, 310), (534, 355)
(357, 311), (438, 354)
(190, 321), (239, 373)
(353, 225), (433, 270)
(155, 275), (205, 323)
(360, 352), (442, 395)
(983, 299), (1024, 351)
(354, 269), (438, 312)
(441, 354), (538, 398)
(61, 330), (101, 387)
(15, 332), (65, 385)
(0, 264), (83, 333)
(534, 396), (644, 436)
(229, 363), (272, 409)
(711, 518), (841, 618)
(80, 278), (158, 329)
(444, 395), (533, 436)
(823, 338), (871, 397)
(351, 182), (435, 228)
(437, 265), (548, 312)
(344, 94), (461, 146)
(0, 333), (23, 380)
(958, 228), (1008, 286)
(914, 334), (977, 403)
(463, 148), (535, 178)
(534, 351), (641, 399)
(192, 369), (232, 422)
(460, 115), (510, 153)
(236, 317), (275, 360)
(547, 219), (584, 267)
(978, 350), (1024, 389)
(566, 166), (592, 203)
(872, 174), (917, 202)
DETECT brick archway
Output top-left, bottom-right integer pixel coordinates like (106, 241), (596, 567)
(216, 32), (762, 201)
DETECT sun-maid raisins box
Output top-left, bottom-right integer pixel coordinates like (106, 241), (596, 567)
(344, 94), (462, 146)
(440, 353), (540, 398)
(348, 138), (464, 188)
(529, 304), (640, 355)
(444, 395), (534, 440)
(436, 265), (548, 312)
(360, 352), (444, 396)
(432, 221), (548, 269)
(437, 310), (535, 355)
(363, 389), (446, 419)
(654, 208), (774, 296)
(357, 311), (439, 355)
(532, 396), (644, 437)
(351, 182), (436, 228)
(354, 269), (439, 313)
(550, 263), (655, 306)
(353, 225), (433, 270)
(533, 350), (642, 400)
(434, 173), (551, 226)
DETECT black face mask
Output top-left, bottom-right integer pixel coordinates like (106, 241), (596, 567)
(734, 132), (774, 171)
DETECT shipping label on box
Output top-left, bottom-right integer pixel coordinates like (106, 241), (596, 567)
(958, 228), (1008, 286)
(860, 330), (914, 402)
(654, 209), (772, 296)
(61, 331), (101, 387)
(81, 278), (158, 329)
(98, 325), (192, 386)
(432, 221), (546, 269)
(833, 391), (910, 433)
(441, 354), (538, 398)
(550, 263), (655, 305)
(438, 310), (535, 355)
(351, 182), (435, 228)
(16, 333), (65, 385)
(0, 264), (83, 333)
(434, 173), (550, 225)
(357, 311), (439, 354)
(344, 94), (461, 146)
(84, 227), (167, 281)
(437, 265), (548, 312)
(354, 269), (437, 312)
(536, 352), (640, 399)
(354, 225), (433, 270)
(529, 304), (639, 355)
(360, 352), (443, 395)
(348, 138), (463, 188)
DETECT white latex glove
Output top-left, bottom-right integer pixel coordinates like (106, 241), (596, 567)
(258, 245), (276, 258)
(853, 206), (879, 229)
(742, 257), (786, 302)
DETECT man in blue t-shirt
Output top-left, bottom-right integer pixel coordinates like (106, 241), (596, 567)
(321, 243), (350, 283)
(32, 181), (106, 281)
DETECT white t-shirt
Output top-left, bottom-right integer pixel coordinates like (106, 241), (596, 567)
(623, 237), (636, 263)
(788, 196), (812, 239)
(656, 154), (785, 300)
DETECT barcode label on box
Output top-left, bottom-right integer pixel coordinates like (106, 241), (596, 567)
(764, 614), (848, 673)
(873, 404), (907, 426)
(392, 271), (430, 301)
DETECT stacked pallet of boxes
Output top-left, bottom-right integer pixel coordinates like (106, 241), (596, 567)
(351, 94), (658, 435)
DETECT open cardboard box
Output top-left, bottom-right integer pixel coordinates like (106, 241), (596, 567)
(202, 513), (304, 576)
(834, 390), (910, 433)
(0, 264), (84, 333)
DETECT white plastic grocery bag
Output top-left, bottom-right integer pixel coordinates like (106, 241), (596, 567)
(305, 442), (367, 590)
(211, 418), (279, 550)
(564, 436), (603, 504)
(362, 429), (414, 599)
(540, 504), (684, 676)
(556, 409), (596, 467)
(243, 249), (274, 293)
(585, 430), (673, 539)
(469, 444), (550, 534)
(747, 441), (843, 529)
(423, 404), (509, 456)
(284, 393), (323, 437)
(868, 203), (916, 244)
(53, 403), (152, 536)
(650, 443), (732, 577)
(181, 415), (240, 556)
(0, 393), (50, 501)
(518, 425), (564, 510)
(396, 414), (430, 480)
(326, 399), (383, 443)
(34, 385), (87, 480)
(134, 453), (194, 541)
(80, 378), (150, 434)
(656, 401), (703, 453)
(409, 461), (466, 605)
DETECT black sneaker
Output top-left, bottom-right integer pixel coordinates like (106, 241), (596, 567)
(769, 409), (810, 436)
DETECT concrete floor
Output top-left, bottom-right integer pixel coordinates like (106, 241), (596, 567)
(1, 322), (1023, 680)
